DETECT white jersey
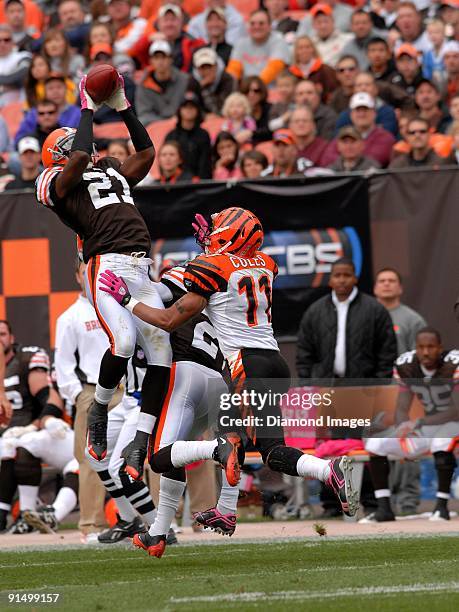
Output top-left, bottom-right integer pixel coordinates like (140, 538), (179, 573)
(54, 294), (109, 403)
(183, 251), (279, 358)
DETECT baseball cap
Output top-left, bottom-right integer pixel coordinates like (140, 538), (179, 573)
(180, 91), (200, 107)
(206, 6), (226, 21)
(18, 136), (40, 154)
(350, 92), (375, 109)
(193, 47), (218, 68)
(337, 126), (362, 140)
(45, 71), (66, 84)
(310, 3), (333, 18)
(158, 4), (182, 19)
(90, 43), (113, 60)
(415, 78), (439, 93)
(440, 0), (459, 8)
(395, 43), (419, 60)
(442, 40), (459, 55)
(149, 40), (172, 56)
(273, 129), (296, 145)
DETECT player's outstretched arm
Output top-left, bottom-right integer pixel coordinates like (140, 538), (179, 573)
(99, 270), (207, 331)
(55, 77), (98, 199)
(105, 75), (154, 186)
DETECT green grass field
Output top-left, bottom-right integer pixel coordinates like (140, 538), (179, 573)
(0, 536), (458, 611)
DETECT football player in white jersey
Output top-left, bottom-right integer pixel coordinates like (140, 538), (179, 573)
(100, 207), (359, 554)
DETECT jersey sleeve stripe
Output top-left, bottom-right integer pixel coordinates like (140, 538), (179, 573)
(191, 258), (221, 272)
(187, 264), (227, 291)
(36, 167), (62, 207)
(186, 267), (218, 291)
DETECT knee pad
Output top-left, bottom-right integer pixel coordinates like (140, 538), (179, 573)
(266, 444), (303, 476)
(15, 448), (41, 485)
(63, 471), (78, 495)
(163, 466), (186, 482)
(434, 451), (456, 470)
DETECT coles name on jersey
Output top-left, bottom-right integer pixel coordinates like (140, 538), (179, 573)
(183, 252), (278, 358)
(394, 349), (459, 415)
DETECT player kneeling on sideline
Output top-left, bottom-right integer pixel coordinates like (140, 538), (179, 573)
(363, 328), (459, 523)
(99, 208), (359, 556)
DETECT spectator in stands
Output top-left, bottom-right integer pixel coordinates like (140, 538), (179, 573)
(368, 0), (399, 31)
(57, 0), (90, 55)
(442, 41), (459, 104)
(329, 54), (359, 113)
(165, 91), (212, 179)
(240, 149), (268, 178)
(269, 71), (297, 132)
(42, 27), (85, 80)
(24, 54), (77, 109)
(322, 92), (395, 167)
(444, 120), (459, 165)
(392, 106), (453, 159)
(0, 23), (31, 107)
(0, 113), (9, 151)
(297, 0), (353, 37)
(203, 6), (232, 66)
(415, 79), (451, 134)
(16, 98), (58, 148)
(106, 138), (130, 162)
(135, 40), (196, 125)
(5, 0), (37, 52)
(393, 2), (431, 54)
(341, 10), (383, 70)
(4, 135), (41, 190)
(240, 76), (272, 144)
(187, 0), (245, 47)
(296, 256), (396, 517)
(261, 128), (303, 177)
(107, 0), (146, 55)
(288, 36), (338, 102)
(156, 140), (193, 183)
(288, 105), (329, 168)
(226, 8), (290, 85)
(309, 4), (353, 68)
(389, 116), (448, 167)
(193, 46), (235, 115)
(374, 267), (427, 354)
(264, 0), (298, 39)
(15, 74), (80, 146)
(212, 131), (242, 179)
(328, 126), (380, 172)
(390, 43), (424, 96)
(87, 21), (114, 52)
(221, 91), (256, 145)
(367, 37), (397, 82)
(294, 79), (337, 140)
(336, 71), (398, 137)
(136, 4), (204, 72)
(422, 19), (448, 83)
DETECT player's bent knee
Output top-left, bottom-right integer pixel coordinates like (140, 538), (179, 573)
(266, 444), (302, 476)
(434, 451), (456, 470)
(149, 446), (173, 474)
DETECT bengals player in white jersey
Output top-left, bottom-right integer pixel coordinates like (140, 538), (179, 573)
(100, 207), (359, 555)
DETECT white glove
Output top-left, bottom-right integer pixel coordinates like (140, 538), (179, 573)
(104, 74), (131, 112)
(3, 424), (38, 439)
(44, 417), (70, 440)
(79, 75), (100, 112)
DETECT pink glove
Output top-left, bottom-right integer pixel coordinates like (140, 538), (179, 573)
(99, 270), (131, 306)
(192, 213), (210, 247)
(104, 74), (131, 112)
(79, 75), (99, 112)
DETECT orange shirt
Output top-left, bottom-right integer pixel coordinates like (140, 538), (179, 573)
(0, 0), (44, 35)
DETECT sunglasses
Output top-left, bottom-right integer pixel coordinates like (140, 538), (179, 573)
(38, 110), (57, 116)
(408, 129), (428, 135)
(0, 37), (12, 43)
(338, 66), (356, 73)
(249, 87), (262, 93)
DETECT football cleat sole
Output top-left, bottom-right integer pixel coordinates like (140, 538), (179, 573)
(133, 533), (166, 558)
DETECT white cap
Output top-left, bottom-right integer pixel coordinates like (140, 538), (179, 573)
(158, 4), (181, 19)
(149, 40), (172, 56)
(18, 136), (40, 154)
(350, 92), (375, 110)
(193, 47), (218, 67)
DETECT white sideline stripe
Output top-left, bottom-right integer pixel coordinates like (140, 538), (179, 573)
(170, 582), (459, 604)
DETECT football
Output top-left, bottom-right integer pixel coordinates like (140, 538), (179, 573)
(85, 64), (119, 104)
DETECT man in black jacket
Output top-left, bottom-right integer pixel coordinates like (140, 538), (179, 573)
(296, 257), (397, 517)
(296, 258), (396, 380)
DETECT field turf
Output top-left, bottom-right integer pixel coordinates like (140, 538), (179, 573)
(0, 535), (458, 611)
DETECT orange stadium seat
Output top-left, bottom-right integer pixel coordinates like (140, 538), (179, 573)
(146, 117), (177, 178)
(230, 0), (259, 20)
(256, 140), (274, 164)
(93, 122), (130, 139)
(202, 114), (225, 140)
(0, 102), (25, 140)
(286, 10), (308, 20)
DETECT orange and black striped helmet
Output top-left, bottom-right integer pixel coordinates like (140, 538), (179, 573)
(207, 207), (264, 257)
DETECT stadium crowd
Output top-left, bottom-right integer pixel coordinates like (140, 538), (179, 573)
(0, 0), (458, 188)
(0, 0), (458, 542)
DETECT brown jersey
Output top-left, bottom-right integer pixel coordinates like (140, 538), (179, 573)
(3, 345), (50, 427)
(35, 157), (151, 262)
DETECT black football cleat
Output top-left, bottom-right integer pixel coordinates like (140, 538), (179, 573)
(7, 513), (35, 534)
(87, 401), (108, 461)
(359, 508), (396, 523)
(166, 527), (178, 545)
(212, 433), (244, 486)
(326, 457), (359, 518)
(132, 532), (166, 557)
(23, 505), (58, 534)
(122, 441), (147, 481)
(98, 515), (146, 544)
(429, 505), (450, 521)
(193, 507), (237, 536)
